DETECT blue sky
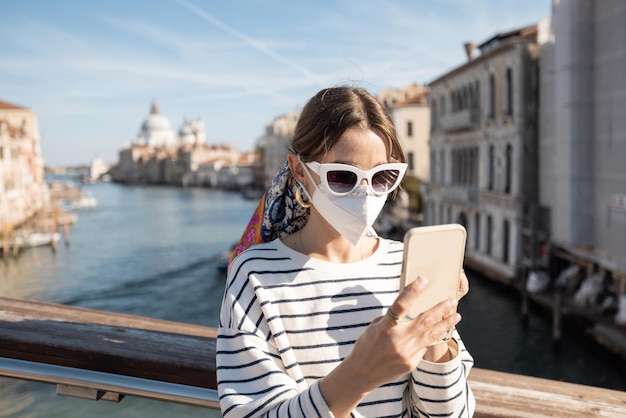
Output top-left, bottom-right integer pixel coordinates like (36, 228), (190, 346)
(1, 0), (550, 166)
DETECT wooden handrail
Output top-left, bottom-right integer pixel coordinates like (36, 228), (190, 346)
(1, 297), (625, 416)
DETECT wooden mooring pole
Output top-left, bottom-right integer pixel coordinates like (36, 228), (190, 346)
(521, 267), (529, 329)
(552, 285), (563, 349)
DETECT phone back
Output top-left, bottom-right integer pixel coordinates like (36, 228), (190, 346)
(401, 224), (467, 319)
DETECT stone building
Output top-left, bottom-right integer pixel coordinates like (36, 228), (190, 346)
(539, 0), (626, 290)
(423, 25), (541, 282)
(0, 99), (48, 233)
(260, 111), (300, 186)
(378, 83), (431, 182)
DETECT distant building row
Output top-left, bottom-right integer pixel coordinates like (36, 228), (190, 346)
(0, 100), (48, 232)
(110, 101), (260, 189)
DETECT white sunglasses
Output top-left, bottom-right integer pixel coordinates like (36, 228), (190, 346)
(304, 160), (407, 196)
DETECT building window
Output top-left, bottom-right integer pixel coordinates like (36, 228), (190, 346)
(505, 144), (512, 194)
(440, 150), (445, 184)
(440, 95), (446, 116)
(486, 215), (493, 255)
(505, 67), (513, 116)
(474, 212), (481, 250)
(471, 148), (479, 185)
(502, 219), (510, 263)
(407, 152), (414, 172)
(439, 204), (444, 225)
(472, 80), (480, 124)
(430, 150), (436, 182)
(488, 73), (496, 119)
(488, 145), (495, 190)
(431, 100), (437, 131)
(407, 121), (413, 138)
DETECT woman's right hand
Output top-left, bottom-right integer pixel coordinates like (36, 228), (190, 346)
(320, 277), (462, 417)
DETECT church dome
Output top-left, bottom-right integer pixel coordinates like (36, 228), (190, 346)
(141, 113), (172, 132)
(136, 100), (176, 147)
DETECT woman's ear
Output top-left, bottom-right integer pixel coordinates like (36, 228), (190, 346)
(287, 154), (306, 184)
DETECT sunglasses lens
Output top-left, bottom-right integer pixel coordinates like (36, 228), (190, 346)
(327, 170), (357, 193)
(372, 169), (400, 192)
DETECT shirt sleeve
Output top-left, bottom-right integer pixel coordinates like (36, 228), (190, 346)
(408, 331), (476, 418)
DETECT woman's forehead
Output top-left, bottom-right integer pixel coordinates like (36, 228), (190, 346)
(321, 128), (390, 165)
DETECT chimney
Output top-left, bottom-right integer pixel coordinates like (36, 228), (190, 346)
(463, 42), (476, 61)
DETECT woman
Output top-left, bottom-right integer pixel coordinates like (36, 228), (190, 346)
(217, 86), (475, 417)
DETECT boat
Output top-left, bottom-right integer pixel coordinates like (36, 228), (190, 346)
(27, 232), (61, 247)
(71, 194), (98, 210)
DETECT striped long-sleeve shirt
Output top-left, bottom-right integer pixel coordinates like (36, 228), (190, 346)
(217, 237), (475, 418)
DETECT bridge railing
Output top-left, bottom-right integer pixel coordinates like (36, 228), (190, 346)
(1, 297), (625, 417)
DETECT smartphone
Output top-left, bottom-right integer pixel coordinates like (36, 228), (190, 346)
(400, 224), (467, 321)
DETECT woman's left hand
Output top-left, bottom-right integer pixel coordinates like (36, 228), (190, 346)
(458, 269), (469, 300)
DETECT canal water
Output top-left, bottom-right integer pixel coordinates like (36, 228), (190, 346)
(1, 181), (625, 417)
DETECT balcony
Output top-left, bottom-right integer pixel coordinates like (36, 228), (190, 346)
(440, 108), (480, 132)
(441, 184), (478, 205)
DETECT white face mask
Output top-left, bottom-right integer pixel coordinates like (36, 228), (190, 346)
(298, 164), (388, 247)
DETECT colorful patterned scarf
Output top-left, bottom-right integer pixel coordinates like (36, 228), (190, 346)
(231, 161), (309, 261)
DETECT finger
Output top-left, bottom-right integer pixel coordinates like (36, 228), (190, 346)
(428, 311), (462, 345)
(386, 277), (429, 324)
(414, 297), (459, 330)
(415, 299), (461, 344)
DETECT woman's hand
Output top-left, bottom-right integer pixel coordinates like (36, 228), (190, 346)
(320, 277), (462, 417)
(458, 269), (469, 300)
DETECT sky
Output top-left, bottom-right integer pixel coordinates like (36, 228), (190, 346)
(0, 0), (551, 167)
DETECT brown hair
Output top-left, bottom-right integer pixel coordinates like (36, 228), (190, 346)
(290, 87), (406, 164)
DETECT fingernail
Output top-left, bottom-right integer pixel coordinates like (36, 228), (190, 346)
(450, 298), (458, 307)
(417, 276), (428, 286)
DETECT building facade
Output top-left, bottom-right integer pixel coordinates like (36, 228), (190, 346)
(379, 83), (431, 182)
(0, 100), (48, 233)
(539, 0), (626, 287)
(423, 25), (541, 282)
(260, 111), (300, 186)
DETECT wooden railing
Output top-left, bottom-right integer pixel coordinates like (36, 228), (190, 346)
(1, 297), (626, 417)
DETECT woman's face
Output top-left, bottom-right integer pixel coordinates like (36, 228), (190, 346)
(290, 127), (392, 197)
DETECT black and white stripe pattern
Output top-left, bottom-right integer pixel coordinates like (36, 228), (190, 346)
(217, 238), (475, 418)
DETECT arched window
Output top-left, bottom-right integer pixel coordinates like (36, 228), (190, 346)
(488, 73), (496, 119)
(502, 219), (510, 263)
(440, 149), (446, 185)
(488, 145), (495, 190)
(430, 150), (436, 182)
(474, 212), (481, 250)
(486, 215), (493, 256)
(505, 67), (513, 116)
(505, 144), (512, 194)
